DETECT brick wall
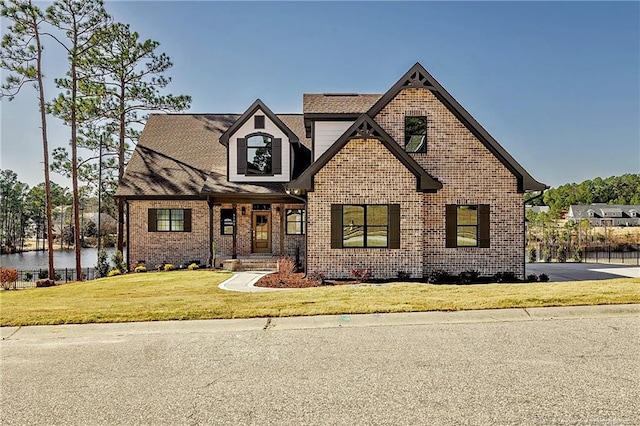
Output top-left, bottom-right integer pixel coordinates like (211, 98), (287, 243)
(307, 138), (424, 279)
(128, 200), (210, 270)
(375, 88), (525, 278)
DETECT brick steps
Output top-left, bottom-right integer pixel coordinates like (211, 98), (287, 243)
(221, 257), (278, 272)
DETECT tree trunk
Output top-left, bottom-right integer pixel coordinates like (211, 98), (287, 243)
(116, 86), (126, 253)
(71, 50), (83, 281)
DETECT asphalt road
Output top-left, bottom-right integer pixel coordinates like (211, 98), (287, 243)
(1, 307), (639, 426)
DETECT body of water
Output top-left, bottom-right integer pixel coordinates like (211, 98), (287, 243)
(0, 248), (119, 271)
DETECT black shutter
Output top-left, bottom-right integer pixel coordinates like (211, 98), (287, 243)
(148, 209), (157, 232)
(331, 204), (342, 249)
(445, 204), (457, 248)
(479, 204), (490, 248)
(272, 138), (282, 175)
(183, 209), (192, 232)
(237, 138), (247, 174)
(389, 204), (400, 249)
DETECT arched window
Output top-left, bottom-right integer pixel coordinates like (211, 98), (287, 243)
(246, 134), (272, 175)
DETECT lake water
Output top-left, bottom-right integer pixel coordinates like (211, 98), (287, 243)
(0, 248), (119, 271)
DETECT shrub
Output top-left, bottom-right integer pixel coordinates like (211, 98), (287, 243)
(24, 271), (33, 281)
(459, 270), (480, 284)
(396, 271), (411, 280)
(557, 246), (567, 263)
(542, 248), (552, 263)
(134, 265), (148, 273)
(187, 263), (199, 270)
(278, 256), (296, 276)
(427, 269), (452, 284)
(96, 248), (109, 278)
(164, 263), (176, 271)
(349, 267), (372, 282)
(108, 269), (122, 277)
(111, 250), (127, 273)
(36, 279), (55, 288)
(573, 248), (583, 263)
(527, 247), (537, 263)
(0, 266), (19, 290)
(493, 271), (518, 283)
(38, 270), (48, 279)
(526, 274), (538, 283)
(538, 273), (550, 282)
(307, 271), (327, 286)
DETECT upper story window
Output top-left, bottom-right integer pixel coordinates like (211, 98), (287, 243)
(246, 135), (272, 175)
(404, 116), (427, 153)
(254, 115), (265, 129)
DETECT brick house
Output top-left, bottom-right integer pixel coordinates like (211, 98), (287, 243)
(116, 63), (546, 279)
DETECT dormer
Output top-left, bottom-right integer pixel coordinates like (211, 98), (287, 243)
(220, 99), (299, 182)
(587, 209), (595, 217)
(628, 209), (637, 218)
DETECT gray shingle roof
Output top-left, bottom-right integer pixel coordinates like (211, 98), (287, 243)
(568, 204), (640, 219)
(116, 113), (309, 197)
(303, 93), (381, 114)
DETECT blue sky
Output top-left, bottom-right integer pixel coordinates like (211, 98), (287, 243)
(1, 1), (638, 190)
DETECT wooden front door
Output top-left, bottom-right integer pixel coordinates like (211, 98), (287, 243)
(252, 211), (271, 253)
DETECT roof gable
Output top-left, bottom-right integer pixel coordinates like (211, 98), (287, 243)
(368, 62), (547, 193)
(219, 99), (299, 146)
(288, 114), (442, 194)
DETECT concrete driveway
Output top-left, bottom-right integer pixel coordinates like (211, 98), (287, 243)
(526, 262), (639, 282)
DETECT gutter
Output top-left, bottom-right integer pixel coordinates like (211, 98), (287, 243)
(285, 189), (308, 278)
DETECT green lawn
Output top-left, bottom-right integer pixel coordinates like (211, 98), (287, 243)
(1, 270), (639, 326)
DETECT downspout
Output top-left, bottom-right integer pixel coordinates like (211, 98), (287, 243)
(125, 199), (130, 272)
(286, 189), (308, 278)
(523, 189), (546, 277)
(207, 196), (214, 268)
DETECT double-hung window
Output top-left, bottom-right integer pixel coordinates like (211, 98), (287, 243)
(446, 204), (490, 248)
(285, 209), (305, 235)
(148, 209), (191, 232)
(404, 116), (427, 153)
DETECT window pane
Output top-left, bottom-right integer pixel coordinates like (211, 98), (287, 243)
(343, 205), (364, 226)
(457, 205), (478, 225)
(367, 226), (388, 247)
(343, 225), (364, 247)
(224, 226), (234, 235)
(405, 116), (426, 153)
(157, 209), (170, 231)
(367, 205), (388, 226)
(247, 147), (272, 174)
(287, 222), (301, 235)
(457, 226), (478, 246)
(171, 210), (184, 231)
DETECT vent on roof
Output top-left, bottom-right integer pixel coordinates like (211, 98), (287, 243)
(322, 93), (359, 97)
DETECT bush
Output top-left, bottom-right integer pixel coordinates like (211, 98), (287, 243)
(278, 256), (296, 276)
(349, 267), (372, 282)
(396, 271), (411, 280)
(459, 270), (480, 284)
(96, 248), (109, 278)
(36, 279), (55, 288)
(307, 270), (327, 286)
(526, 274), (538, 283)
(493, 271), (518, 283)
(527, 247), (537, 263)
(111, 250), (126, 273)
(38, 270), (48, 279)
(557, 246), (567, 263)
(187, 263), (199, 270)
(542, 248), (552, 263)
(24, 271), (33, 281)
(0, 266), (19, 290)
(427, 269), (452, 284)
(107, 269), (122, 277)
(538, 273), (550, 282)
(134, 265), (148, 273)
(164, 263), (176, 271)
(573, 248), (583, 263)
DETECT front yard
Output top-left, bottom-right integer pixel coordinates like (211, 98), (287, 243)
(1, 270), (639, 326)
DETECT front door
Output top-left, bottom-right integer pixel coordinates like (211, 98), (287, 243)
(252, 211), (271, 253)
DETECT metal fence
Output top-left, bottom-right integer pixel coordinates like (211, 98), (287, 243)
(7, 268), (100, 290)
(583, 250), (640, 266)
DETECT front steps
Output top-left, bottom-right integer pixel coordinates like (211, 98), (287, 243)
(220, 256), (278, 272)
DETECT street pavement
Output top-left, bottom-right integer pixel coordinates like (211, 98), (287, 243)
(1, 305), (638, 425)
(526, 262), (639, 282)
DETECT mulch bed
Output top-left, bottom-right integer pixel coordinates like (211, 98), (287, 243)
(254, 273), (358, 289)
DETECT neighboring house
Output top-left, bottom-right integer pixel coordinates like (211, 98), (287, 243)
(525, 206), (550, 215)
(116, 63), (546, 279)
(566, 205), (640, 227)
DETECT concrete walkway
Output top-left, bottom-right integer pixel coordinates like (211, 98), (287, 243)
(218, 271), (289, 292)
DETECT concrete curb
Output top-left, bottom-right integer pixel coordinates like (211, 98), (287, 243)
(2, 304), (638, 342)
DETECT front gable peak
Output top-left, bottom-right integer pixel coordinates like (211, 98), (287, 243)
(219, 99), (299, 147)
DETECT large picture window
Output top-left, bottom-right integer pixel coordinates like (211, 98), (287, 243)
(286, 209), (305, 235)
(246, 135), (272, 175)
(446, 204), (490, 248)
(405, 116), (427, 153)
(148, 209), (191, 232)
